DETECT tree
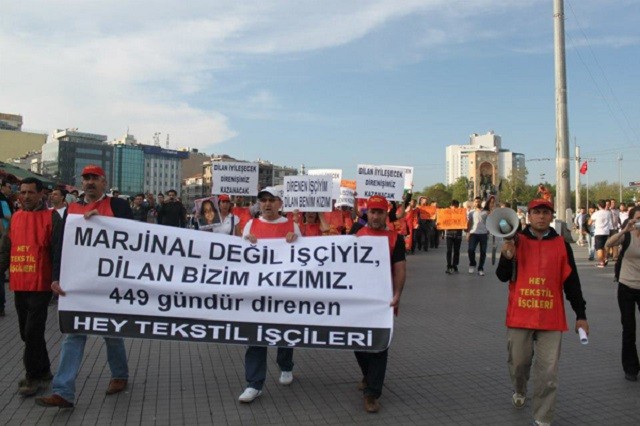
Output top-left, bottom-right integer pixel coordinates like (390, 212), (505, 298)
(499, 167), (533, 207)
(422, 183), (452, 207)
(449, 177), (470, 203)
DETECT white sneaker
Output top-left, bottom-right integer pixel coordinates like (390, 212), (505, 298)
(512, 392), (525, 409)
(238, 387), (262, 403)
(478, 269), (485, 276)
(279, 371), (293, 385)
(468, 267), (475, 274)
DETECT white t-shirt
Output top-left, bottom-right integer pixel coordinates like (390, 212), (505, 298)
(591, 209), (613, 236)
(212, 213), (240, 235)
(467, 209), (488, 234)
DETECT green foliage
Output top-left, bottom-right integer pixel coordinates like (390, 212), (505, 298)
(572, 181), (638, 208)
(449, 177), (470, 203)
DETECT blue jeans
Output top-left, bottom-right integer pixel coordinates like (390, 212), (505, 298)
(244, 346), (293, 390)
(468, 233), (488, 270)
(52, 334), (128, 402)
(586, 232), (595, 259)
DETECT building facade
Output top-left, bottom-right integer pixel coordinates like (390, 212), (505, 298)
(112, 133), (145, 196)
(0, 113), (47, 162)
(42, 129), (112, 187)
(143, 145), (188, 196)
(445, 131), (525, 199)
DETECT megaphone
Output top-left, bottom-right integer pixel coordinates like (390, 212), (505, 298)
(486, 208), (520, 239)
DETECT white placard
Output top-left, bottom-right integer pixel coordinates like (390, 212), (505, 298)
(356, 164), (405, 201)
(308, 169), (342, 200)
(282, 175), (333, 212)
(335, 187), (355, 208)
(211, 161), (259, 196)
(383, 165), (414, 190)
(58, 214), (393, 351)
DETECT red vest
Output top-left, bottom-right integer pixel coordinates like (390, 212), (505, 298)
(301, 222), (322, 237)
(233, 207), (252, 233)
(9, 210), (54, 292)
(68, 197), (114, 217)
(506, 235), (572, 331)
(249, 218), (294, 239)
(356, 226), (398, 259)
(323, 210), (345, 235)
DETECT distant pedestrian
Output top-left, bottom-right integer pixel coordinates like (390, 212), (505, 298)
(444, 199), (464, 274)
(158, 189), (186, 227)
(467, 196), (489, 276)
(589, 199), (613, 268)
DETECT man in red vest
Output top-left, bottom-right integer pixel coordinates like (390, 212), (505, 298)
(0, 177), (63, 396)
(497, 199), (589, 426)
(37, 165), (134, 409)
(238, 186), (302, 403)
(353, 195), (406, 413)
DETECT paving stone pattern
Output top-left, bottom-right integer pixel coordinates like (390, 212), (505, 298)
(1, 240), (639, 425)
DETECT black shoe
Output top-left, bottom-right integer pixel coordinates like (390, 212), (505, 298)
(453, 266), (459, 274)
(625, 373), (638, 382)
(445, 267), (452, 274)
(0, 309), (5, 317)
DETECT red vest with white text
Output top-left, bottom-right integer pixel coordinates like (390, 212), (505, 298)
(9, 210), (54, 292)
(68, 197), (114, 217)
(249, 218), (294, 239)
(506, 235), (572, 331)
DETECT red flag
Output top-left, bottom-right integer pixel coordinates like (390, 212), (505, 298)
(579, 161), (588, 175)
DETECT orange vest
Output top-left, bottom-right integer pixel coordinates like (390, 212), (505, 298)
(249, 218), (294, 239)
(68, 197), (114, 217)
(506, 235), (572, 331)
(9, 210), (54, 292)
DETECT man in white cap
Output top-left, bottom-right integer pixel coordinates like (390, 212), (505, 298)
(238, 186), (302, 403)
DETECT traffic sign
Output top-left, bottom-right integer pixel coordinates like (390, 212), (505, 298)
(629, 181), (640, 187)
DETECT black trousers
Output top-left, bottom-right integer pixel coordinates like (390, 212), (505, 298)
(446, 237), (462, 268)
(354, 348), (388, 398)
(14, 291), (53, 380)
(618, 283), (640, 375)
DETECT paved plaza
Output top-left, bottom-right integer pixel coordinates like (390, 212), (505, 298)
(1, 238), (639, 425)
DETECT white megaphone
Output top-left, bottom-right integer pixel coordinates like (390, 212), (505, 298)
(486, 208), (520, 239)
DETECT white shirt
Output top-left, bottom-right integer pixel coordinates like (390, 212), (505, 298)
(591, 209), (613, 236)
(467, 209), (488, 234)
(212, 213), (240, 235)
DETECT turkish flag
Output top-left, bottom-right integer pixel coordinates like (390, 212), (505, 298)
(579, 161), (588, 175)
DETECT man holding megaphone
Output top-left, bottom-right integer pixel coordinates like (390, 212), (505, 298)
(495, 199), (589, 426)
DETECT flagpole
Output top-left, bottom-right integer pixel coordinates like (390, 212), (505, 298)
(575, 144), (580, 210)
(586, 165), (589, 209)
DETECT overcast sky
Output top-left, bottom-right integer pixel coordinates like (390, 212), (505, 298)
(1, 0), (638, 190)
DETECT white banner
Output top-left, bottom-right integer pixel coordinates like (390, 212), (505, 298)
(211, 162), (259, 196)
(308, 168), (342, 200)
(356, 164), (405, 201)
(282, 175), (333, 213)
(383, 165), (413, 190)
(58, 214), (393, 350)
(335, 187), (355, 208)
